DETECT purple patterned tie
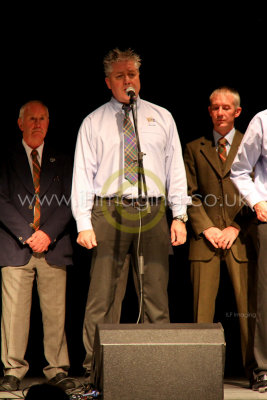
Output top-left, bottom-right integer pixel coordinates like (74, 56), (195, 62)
(123, 105), (138, 184)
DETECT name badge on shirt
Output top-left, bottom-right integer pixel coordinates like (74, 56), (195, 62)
(147, 117), (156, 126)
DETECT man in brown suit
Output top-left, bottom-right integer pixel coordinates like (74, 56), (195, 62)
(184, 87), (256, 379)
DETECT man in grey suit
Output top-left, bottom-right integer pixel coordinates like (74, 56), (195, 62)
(184, 87), (257, 379)
(0, 100), (74, 392)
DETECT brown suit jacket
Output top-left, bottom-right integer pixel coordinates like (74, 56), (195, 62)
(184, 130), (256, 262)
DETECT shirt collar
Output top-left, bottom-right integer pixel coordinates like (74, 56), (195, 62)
(110, 96), (141, 113)
(213, 127), (235, 146)
(22, 139), (44, 160)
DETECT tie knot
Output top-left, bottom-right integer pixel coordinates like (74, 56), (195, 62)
(122, 104), (131, 116)
(31, 149), (38, 159)
(218, 137), (227, 146)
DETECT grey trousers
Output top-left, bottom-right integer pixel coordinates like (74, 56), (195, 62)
(82, 200), (170, 372)
(1, 253), (70, 380)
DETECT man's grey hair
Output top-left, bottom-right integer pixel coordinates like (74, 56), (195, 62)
(19, 100), (49, 119)
(103, 48), (141, 77)
(209, 86), (241, 108)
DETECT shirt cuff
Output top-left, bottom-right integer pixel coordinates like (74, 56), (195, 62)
(246, 193), (266, 210)
(76, 216), (93, 232)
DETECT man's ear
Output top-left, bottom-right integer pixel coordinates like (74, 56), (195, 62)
(17, 118), (23, 132)
(105, 77), (111, 89)
(235, 107), (242, 118)
(208, 106), (212, 117)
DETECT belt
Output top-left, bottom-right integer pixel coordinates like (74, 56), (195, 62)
(95, 196), (163, 207)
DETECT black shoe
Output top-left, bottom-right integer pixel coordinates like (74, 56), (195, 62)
(0, 375), (20, 391)
(48, 373), (75, 391)
(252, 374), (267, 392)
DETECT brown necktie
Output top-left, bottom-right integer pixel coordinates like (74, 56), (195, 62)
(218, 137), (227, 163)
(31, 149), (41, 230)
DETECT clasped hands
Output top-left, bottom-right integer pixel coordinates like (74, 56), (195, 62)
(26, 230), (52, 253)
(203, 226), (239, 250)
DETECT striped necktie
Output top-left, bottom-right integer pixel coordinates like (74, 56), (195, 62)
(31, 149), (41, 230)
(218, 137), (227, 163)
(123, 105), (138, 184)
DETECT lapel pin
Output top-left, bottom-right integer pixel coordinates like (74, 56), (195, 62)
(50, 157), (56, 163)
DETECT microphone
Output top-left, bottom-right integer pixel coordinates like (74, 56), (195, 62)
(126, 87), (136, 103)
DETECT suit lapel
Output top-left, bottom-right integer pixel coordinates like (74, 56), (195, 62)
(200, 137), (222, 176)
(223, 130), (243, 175)
(200, 130), (243, 177)
(39, 146), (57, 197)
(11, 145), (34, 194)
(10, 143), (59, 200)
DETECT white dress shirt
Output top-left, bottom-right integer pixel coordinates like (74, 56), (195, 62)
(231, 110), (267, 209)
(71, 97), (190, 231)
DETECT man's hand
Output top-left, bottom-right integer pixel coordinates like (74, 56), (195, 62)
(203, 226), (239, 249)
(77, 229), (97, 249)
(254, 201), (267, 222)
(216, 226), (240, 249)
(203, 227), (223, 249)
(26, 230), (52, 253)
(171, 220), (187, 246)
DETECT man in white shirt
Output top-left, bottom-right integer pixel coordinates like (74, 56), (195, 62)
(231, 110), (267, 392)
(71, 48), (190, 377)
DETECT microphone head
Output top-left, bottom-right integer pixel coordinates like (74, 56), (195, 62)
(126, 87), (136, 98)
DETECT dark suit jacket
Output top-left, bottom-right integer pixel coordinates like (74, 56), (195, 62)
(184, 130), (256, 262)
(0, 143), (73, 266)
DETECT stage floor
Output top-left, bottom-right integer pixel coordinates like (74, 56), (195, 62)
(224, 378), (267, 399)
(0, 377), (266, 399)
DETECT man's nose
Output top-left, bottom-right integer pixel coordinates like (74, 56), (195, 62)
(124, 74), (131, 84)
(34, 118), (41, 127)
(217, 106), (223, 115)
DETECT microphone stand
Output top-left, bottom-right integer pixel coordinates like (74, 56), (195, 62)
(129, 97), (151, 324)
